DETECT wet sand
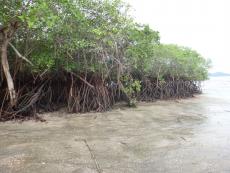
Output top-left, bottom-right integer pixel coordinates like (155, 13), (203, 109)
(0, 77), (230, 173)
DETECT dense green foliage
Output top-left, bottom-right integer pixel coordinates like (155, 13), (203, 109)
(0, 0), (209, 78)
(0, 0), (210, 119)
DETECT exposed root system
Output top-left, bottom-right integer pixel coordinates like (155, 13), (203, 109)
(139, 79), (201, 101)
(0, 73), (201, 121)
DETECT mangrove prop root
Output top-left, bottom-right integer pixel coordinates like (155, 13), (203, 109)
(138, 79), (201, 101)
(0, 73), (201, 121)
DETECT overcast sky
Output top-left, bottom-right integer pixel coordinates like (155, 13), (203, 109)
(126, 0), (229, 73)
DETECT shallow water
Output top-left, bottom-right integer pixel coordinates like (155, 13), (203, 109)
(0, 77), (230, 173)
(203, 76), (230, 99)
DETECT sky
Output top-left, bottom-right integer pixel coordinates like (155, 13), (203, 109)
(125, 0), (229, 73)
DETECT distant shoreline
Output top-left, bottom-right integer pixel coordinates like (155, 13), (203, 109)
(209, 72), (230, 77)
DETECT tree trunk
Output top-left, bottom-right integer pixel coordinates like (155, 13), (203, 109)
(1, 39), (17, 106)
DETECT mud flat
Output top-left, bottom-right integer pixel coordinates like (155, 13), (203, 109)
(0, 77), (230, 173)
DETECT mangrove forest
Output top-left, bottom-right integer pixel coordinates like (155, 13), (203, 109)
(0, 0), (210, 121)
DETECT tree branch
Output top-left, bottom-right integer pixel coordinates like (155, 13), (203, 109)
(9, 42), (33, 65)
(70, 72), (95, 89)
